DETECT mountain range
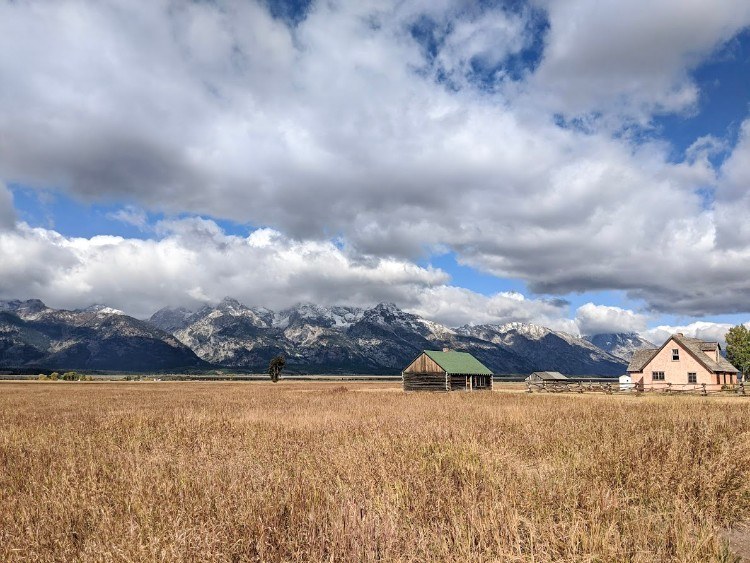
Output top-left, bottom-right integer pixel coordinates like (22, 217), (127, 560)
(0, 297), (655, 375)
(0, 299), (206, 372)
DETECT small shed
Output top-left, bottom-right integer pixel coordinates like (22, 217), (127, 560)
(402, 350), (493, 392)
(619, 374), (633, 390)
(525, 371), (568, 383)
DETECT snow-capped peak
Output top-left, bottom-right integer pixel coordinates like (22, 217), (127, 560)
(272, 303), (364, 329)
(216, 297), (249, 314)
(494, 322), (551, 340)
(79, 304), (125, 316)
(585, 333), (656, 361)
(0, 299), (49, 320)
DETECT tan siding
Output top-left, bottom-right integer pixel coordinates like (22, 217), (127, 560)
(641, 339), (717, 389)
(702, 348), (718, 362)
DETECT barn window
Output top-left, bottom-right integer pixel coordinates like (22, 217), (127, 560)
(672, 349), (679, 361)
(652, 371), (665, 381)
(688, 372), (697, 384)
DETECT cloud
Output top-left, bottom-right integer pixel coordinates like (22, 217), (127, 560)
(406, 286), (571, 328)
(0, 1), (749, 318)
(106, 206), (149, 229)
(0, 216), (581, 329)
(574, 303), (648, 336)
(530, 0), (750, 120)
(0, 218), (454, 318)
(641, 321), (750, 347)
(0, 183), (15, 230)
(715, 118), (750, 248)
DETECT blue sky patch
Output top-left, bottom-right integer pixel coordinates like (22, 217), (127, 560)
(10, 185), (256, 240)
(654, 28), (750, 164)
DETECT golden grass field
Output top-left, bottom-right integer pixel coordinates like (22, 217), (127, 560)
(1, 381), (749, 562)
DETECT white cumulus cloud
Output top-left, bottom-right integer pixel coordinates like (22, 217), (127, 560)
(0, 219), (448, 318)
(531, 0), (750, 120)
(0, 216), (579, 328)
(406, 286), (571, 328)
(574, 303), (648, 336)
(0, 1), (749, 318)
(641, 321), (750, 347)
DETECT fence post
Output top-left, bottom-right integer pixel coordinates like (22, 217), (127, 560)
(667, 382), (672, 394)
(701, 383), (707, 396)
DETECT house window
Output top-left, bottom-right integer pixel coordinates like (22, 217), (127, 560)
(652, 371), (665, 381)
(688, 372), (697, 384)
(672, 348), (679, 361)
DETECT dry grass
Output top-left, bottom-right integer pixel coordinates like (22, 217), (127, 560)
(1, 381), (749, 562)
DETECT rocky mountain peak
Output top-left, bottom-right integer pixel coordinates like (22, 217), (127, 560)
(365, 302), (412, 321)
(496, 322), (551, 340)
(78, 304), (125, 316)
(0, 298), (49, 318)
(373, 302), (401, 313)
(585, 332), (655, 361)
(149, 306), (196, 333)
(273, 303), (364, 329)
(217, 297), (248, 313)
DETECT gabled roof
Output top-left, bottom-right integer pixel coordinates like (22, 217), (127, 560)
(627, 334), (738, 374)
(716, 354), (739, 372)
(674, 334), (738, 373)
(528, 371), (568, 380)
(627, 348), (658, 372)
(423, 350), (492, 375)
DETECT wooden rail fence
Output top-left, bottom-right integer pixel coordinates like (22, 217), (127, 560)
(526, 380), (748, 396)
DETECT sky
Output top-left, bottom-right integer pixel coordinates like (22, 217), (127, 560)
(1, 0), (750, 344)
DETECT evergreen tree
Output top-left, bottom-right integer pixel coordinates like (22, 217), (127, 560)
(725, 325), (750, 380)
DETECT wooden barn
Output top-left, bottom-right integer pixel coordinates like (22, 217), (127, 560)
(525, 371), (569, 384)
(402, 350), (493, 392)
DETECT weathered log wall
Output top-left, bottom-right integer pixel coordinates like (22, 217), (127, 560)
(403, 371), (448, 392)
(449, 374), (467, 391)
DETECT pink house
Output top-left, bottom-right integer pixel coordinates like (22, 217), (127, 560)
(627, 333), (739, 391)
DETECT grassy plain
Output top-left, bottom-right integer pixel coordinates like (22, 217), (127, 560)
(1, 381), (749, 562)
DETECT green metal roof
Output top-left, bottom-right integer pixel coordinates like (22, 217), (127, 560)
(423, 350), (493, 375)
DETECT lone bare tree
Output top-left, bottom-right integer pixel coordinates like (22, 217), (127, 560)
(268, 355), (285, 383)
